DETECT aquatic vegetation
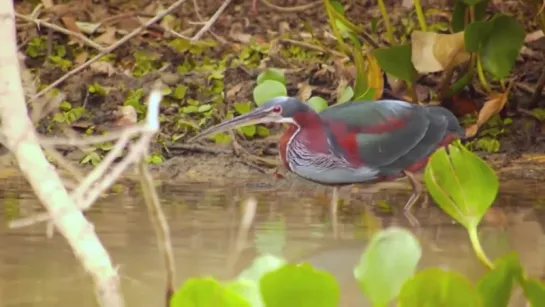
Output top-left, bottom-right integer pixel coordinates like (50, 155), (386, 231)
(169, 142), (545, 306)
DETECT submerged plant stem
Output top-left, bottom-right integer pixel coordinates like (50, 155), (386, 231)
(377, 0), (394, 44)
(468, 227), (493, 269)
(413, 0), (427, 31)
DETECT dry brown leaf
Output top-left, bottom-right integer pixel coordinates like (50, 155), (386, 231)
(411, 31), (470, 73)
(94, 27), (117, 46)
(366, 54), (383, 100)
(229, 23), (252, 44)
(113, 106), (137, 127)
(74, 51), (88, 66)
(90, 61), (116, 76)
(525, 30), (544, 43)
(297, 82), (314, 101)
(465, 124), (479, 138)
(476, 92), (509, 127)
(226, 82), (245, 100)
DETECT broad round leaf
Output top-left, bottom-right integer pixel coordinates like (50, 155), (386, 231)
(398, 268), (481, 307)
(477, 253), (522, 307)
(237, 254), (287, 282)
(260, 263), (340, 307)
(307, 96), (329, 113)
(452, 1), (489, 34)
(338, 86), (354, 104)
(464, 20), (494, 52)
(170, 277), (249, 307)
(257, 68), (285, 85)
(228, 255), (286, 307)
(521, 279), (545, 305)
(372, 44), (417, 82)
(480, 15), (524, 79)
(353, 227), (422, 306)
(424, 141), (499, 230)
(253, 80), (287, 107)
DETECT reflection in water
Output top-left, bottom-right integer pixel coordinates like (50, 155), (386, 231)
(0, 179), (544, 306)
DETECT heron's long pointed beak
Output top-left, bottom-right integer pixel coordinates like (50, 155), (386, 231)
(189, 108), (276, 142)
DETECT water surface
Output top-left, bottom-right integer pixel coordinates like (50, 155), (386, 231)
(1, 179), (544, 306)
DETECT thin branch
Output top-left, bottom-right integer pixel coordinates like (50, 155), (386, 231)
(39, 126), (141, 146)
(15, 13), (106, 51)
(138, 159), (176, 306)
(30, 0), (187, 101)
(191, 0), (232, 41)
(259, 0), (321, 13)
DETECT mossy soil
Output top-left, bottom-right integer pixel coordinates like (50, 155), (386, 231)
(11, 0), (545, 184)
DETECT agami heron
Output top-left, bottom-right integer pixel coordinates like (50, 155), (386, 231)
(190, 97), (465, 225)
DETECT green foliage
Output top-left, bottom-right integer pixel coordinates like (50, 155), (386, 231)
(253, 80), (287, 107)
(25, 37), (47, 58)
(354, 227), (421, 306)
(52, 101), (84, 125)
(424, 140), (498, 231)
(145, 152), (164, 165)
(372, 44), (417, 82)
(132, 50), (160, 77)
(398, 268), (481, 306)
(170, 277), (249, 307)
(307, 96), (329, 113)
(425, 141), (498, 267)
(88, 82), (108, 96)
(257, 68), (285, 85)
(260, 263), (340, 307)
(477, 253), (522, 307)
(124, 88), (146, 115)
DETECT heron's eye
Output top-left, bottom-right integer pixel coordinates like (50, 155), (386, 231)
(272, 105), (282, 113)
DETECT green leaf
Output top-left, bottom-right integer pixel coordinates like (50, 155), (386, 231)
(198, 104), (212, 113)
(477, 253), (522, 307)
(338, 86), (354, 104)
(353, 46), (368, 100)
(307, 96), (329, 112)
(424, 141), (499, 230)
(257, 68), (285, 85)
(354, 88), (377, 101)
(398, 268), (481, 307)
(256, 126), (270, 137)
(181, 105), (199, 114)
(354, 227), (421, 306)
(520, 278), (545, 305)
(239, 125), (256, 137)
(464, 20), (494, 52)
(372, 44), (417, 82)
(213, 133), (231, 144)
(234, 101), (253, 115)
(461, 0), (486, 5)
(480, 15), (525, 79)
(238, 254), (287, 282)
(253, 80), (287, 107)
(173, 85), (188, 99)
(260, 263), (339, 307)
(170, 277), (249, 307)
(59, 101), (72, 111)
(228, 254), (287, 307)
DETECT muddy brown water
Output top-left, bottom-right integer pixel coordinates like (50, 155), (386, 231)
(0, 178), (544, 307)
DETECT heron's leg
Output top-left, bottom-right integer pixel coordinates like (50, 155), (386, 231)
(331, 187), (339, 238)
(403, 171), (422, 227)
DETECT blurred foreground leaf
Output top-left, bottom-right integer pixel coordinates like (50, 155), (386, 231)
(260, 263), (339, 307)
(354, 227), (421, 306)
(170, 277), (249, 307)
(372, 44), (417, 82)
(477, 253), (522, 307)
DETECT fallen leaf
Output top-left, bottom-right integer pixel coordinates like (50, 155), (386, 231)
(226, 82), (245, 100)
(229, 23), (252, 44)
(476, 91), (510, 127)
(95, 27), (117, 46)
(90, 61), (116, 76)
(297, 82), (315, 101)
(74, 52), (89, 66)
(525, 30), (544, 43)
(113, 106), (137, 127)
(366, 54), (383, 100)
(411, 31), (470, 73)
(451, 95), (479, 117)
(465, 123), (479, 138)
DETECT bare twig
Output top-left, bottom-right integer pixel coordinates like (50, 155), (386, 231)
(40, 126), (141, 146)
(138, 159), (176, 306)
(15, 13), (106, 51)
(259, 0), (321, 13)
(1, 3), (123, 306)
(191, 0), (232, 42)
(31, 0), (187, 101)
(10, 90), (163, 227)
